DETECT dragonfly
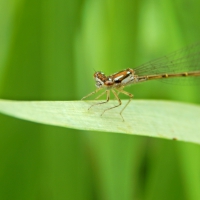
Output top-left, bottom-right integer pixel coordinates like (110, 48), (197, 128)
(82, 42), (200, 121)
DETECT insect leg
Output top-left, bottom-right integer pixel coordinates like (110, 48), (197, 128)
(95, 90), (107, 100)
(81, 88), (103, 100)
(100, 89), (123, 120)
(115, 88), (133, 118)
(88, 90), (110, 110)
(116, 86), (124, 95)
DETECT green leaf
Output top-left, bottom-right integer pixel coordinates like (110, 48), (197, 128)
(0, 99), (199, 144)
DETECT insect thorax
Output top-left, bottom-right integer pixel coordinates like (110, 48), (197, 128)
(94, 68), (137, 89)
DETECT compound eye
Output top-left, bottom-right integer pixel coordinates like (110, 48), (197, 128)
(96, 80), (104, 88)
(97, 81), (102, 86)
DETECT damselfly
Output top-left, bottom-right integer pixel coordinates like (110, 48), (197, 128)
(82, 42), (200, 121)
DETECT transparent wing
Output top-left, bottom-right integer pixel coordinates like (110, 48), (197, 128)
(134, 42), (200, 85)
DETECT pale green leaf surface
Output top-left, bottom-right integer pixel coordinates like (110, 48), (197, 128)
(0, 99), (199, 144)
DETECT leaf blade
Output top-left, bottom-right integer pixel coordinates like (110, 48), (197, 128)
(0, 99), (199, 144)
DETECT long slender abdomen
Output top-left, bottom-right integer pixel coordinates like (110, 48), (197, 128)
(138, 71), (200, 81)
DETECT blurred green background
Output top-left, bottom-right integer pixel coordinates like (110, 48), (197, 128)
(0, 0), (200, 199)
